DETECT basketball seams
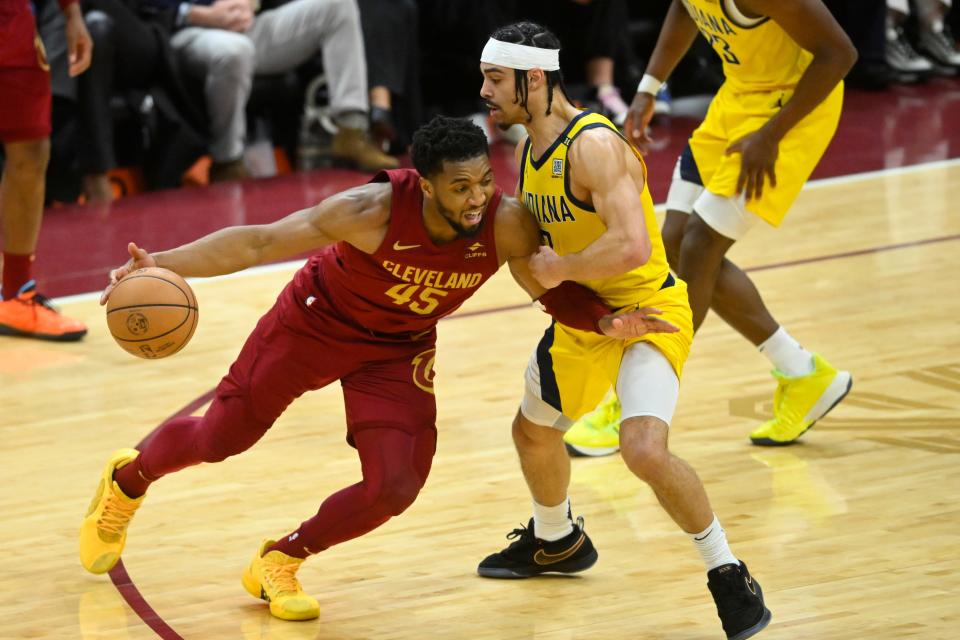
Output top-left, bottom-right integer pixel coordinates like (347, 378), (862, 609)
(105, 268), (198, 357)
(106, 303), (197, 315)
(114, 274), (193, 306)
(111, 311), (192, 343)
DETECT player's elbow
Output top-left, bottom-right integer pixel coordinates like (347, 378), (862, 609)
(837, 39), (858, 73)
(621, 236), (652, 270)
(818, 37), (858, 76)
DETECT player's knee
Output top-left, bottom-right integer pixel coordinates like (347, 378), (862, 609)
(368, 466), (425, 516)
(5, 140), (50, 178)
(678, 215), (724, 274)
(619, 420), (669, 483)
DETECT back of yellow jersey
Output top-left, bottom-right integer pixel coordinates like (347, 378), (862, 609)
(682, 0), (812, 92)
(519, 111), (671, 310)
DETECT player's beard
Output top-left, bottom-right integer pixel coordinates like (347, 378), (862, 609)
(437, 198), (484, 238)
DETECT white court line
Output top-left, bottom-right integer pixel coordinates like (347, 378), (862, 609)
(54, 157), (960, 306)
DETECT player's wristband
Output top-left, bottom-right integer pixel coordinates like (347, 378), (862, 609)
(536, 281), (611, 335)
(637, 74), (664, 96)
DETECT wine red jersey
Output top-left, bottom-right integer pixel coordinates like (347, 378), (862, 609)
(293, 169), (502, 336)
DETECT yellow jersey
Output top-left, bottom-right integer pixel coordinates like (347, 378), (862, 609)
(518, 111), (672, 310)
(681, 0), (812, 92)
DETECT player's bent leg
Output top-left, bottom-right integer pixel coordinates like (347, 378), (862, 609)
(244, 426), (435, 619)
(478, 408), (597, 579)
(619, 417), (770, 637)
(749, 354), (852, 446)
(79, 449), (145, 574)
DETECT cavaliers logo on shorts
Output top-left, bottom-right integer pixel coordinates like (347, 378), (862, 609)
(411, 348), (436, 394)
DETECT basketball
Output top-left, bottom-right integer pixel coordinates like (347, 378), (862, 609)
(105, 267), (199, 359)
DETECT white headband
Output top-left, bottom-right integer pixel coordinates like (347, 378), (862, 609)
(480, 38), (560, 71)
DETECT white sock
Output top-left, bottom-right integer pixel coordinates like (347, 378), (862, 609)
(533, 498), (573, 541)
(690, 515), (739, 572)
(758, 327), (814, 377)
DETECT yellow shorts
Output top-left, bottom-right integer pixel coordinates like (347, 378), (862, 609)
(684, 81), (844, 226)
(529, 277), (693, 421)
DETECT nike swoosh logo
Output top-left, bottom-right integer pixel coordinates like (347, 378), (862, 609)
(393, 241), (421, 251)
(745, 574), (757, 596)
(693, 527), (714, 541)
(533, 533), (585, 565)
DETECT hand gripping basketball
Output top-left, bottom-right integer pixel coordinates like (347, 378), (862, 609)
(105, 266), (199, 359)
(100, 242), (157, 305)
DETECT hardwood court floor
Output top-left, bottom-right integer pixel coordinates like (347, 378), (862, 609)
(1, 162), (958, 639)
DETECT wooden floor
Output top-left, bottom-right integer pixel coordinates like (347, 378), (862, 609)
(2, 162), (959, 639)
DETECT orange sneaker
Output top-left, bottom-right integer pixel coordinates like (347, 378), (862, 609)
(0, 281), (87, 341)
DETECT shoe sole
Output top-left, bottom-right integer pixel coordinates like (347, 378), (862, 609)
(85, 552), (120, 575)
(751, 373), (853, 447)
(477, 549), (598, 579)
(565, 442), (620, 457)
(729, 607), (772, 640)
(0, 324), (87, 342)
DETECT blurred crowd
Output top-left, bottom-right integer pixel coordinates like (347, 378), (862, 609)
(21, 0), (960, 203)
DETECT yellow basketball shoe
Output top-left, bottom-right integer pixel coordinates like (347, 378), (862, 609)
(563, 395), (622, 457)
(750, 354), (852, 446)
(79, 448), (145, 574)
(242, 540), (320, 621)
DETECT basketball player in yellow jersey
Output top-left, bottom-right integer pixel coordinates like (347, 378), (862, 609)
(478, 22), (771, 640)
(576, 0), (857, 451)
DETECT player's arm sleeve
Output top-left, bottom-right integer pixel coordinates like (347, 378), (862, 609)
(536, 281), (611, 334)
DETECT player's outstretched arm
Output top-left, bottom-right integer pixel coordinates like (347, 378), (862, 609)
(100, 183), (391, 304)
(624, 0), (699, 151)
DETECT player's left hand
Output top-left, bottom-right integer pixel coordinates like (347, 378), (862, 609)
(63, 4), (93, 77)
(529, 245), (565, 289)
(598, 307), (680, 339)
(726, 127), (779, 201)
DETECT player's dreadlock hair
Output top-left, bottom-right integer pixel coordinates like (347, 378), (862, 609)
(489, 21), (568, 122)
(411, 116), (489, 178)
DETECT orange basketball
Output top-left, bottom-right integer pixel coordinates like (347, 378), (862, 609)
(106, 267), (198, 359)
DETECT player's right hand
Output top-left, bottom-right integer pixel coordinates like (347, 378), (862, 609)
(598, 307), (680, 339)
(100, 242), (158, 305)
(624, 92), (657, 154)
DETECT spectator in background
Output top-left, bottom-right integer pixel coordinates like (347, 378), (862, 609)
(0, 0), (91, 341)
(526, 0), (634, 125)
(887, 0), (960, 73)
(77, 0), (204, 201)
(141, 0), (396, 180)
(358, 0), (422, 153)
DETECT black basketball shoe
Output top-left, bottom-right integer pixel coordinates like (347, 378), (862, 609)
(477, 516), (598, 578)
(707, 562), (772, 640)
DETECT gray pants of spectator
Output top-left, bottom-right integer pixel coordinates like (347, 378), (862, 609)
(171, 0), (368, 162)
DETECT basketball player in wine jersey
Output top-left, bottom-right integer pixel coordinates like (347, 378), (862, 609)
(478, 22), (770, 640)
(79, 116), (677, 621)
(0, 0), (91, 340)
